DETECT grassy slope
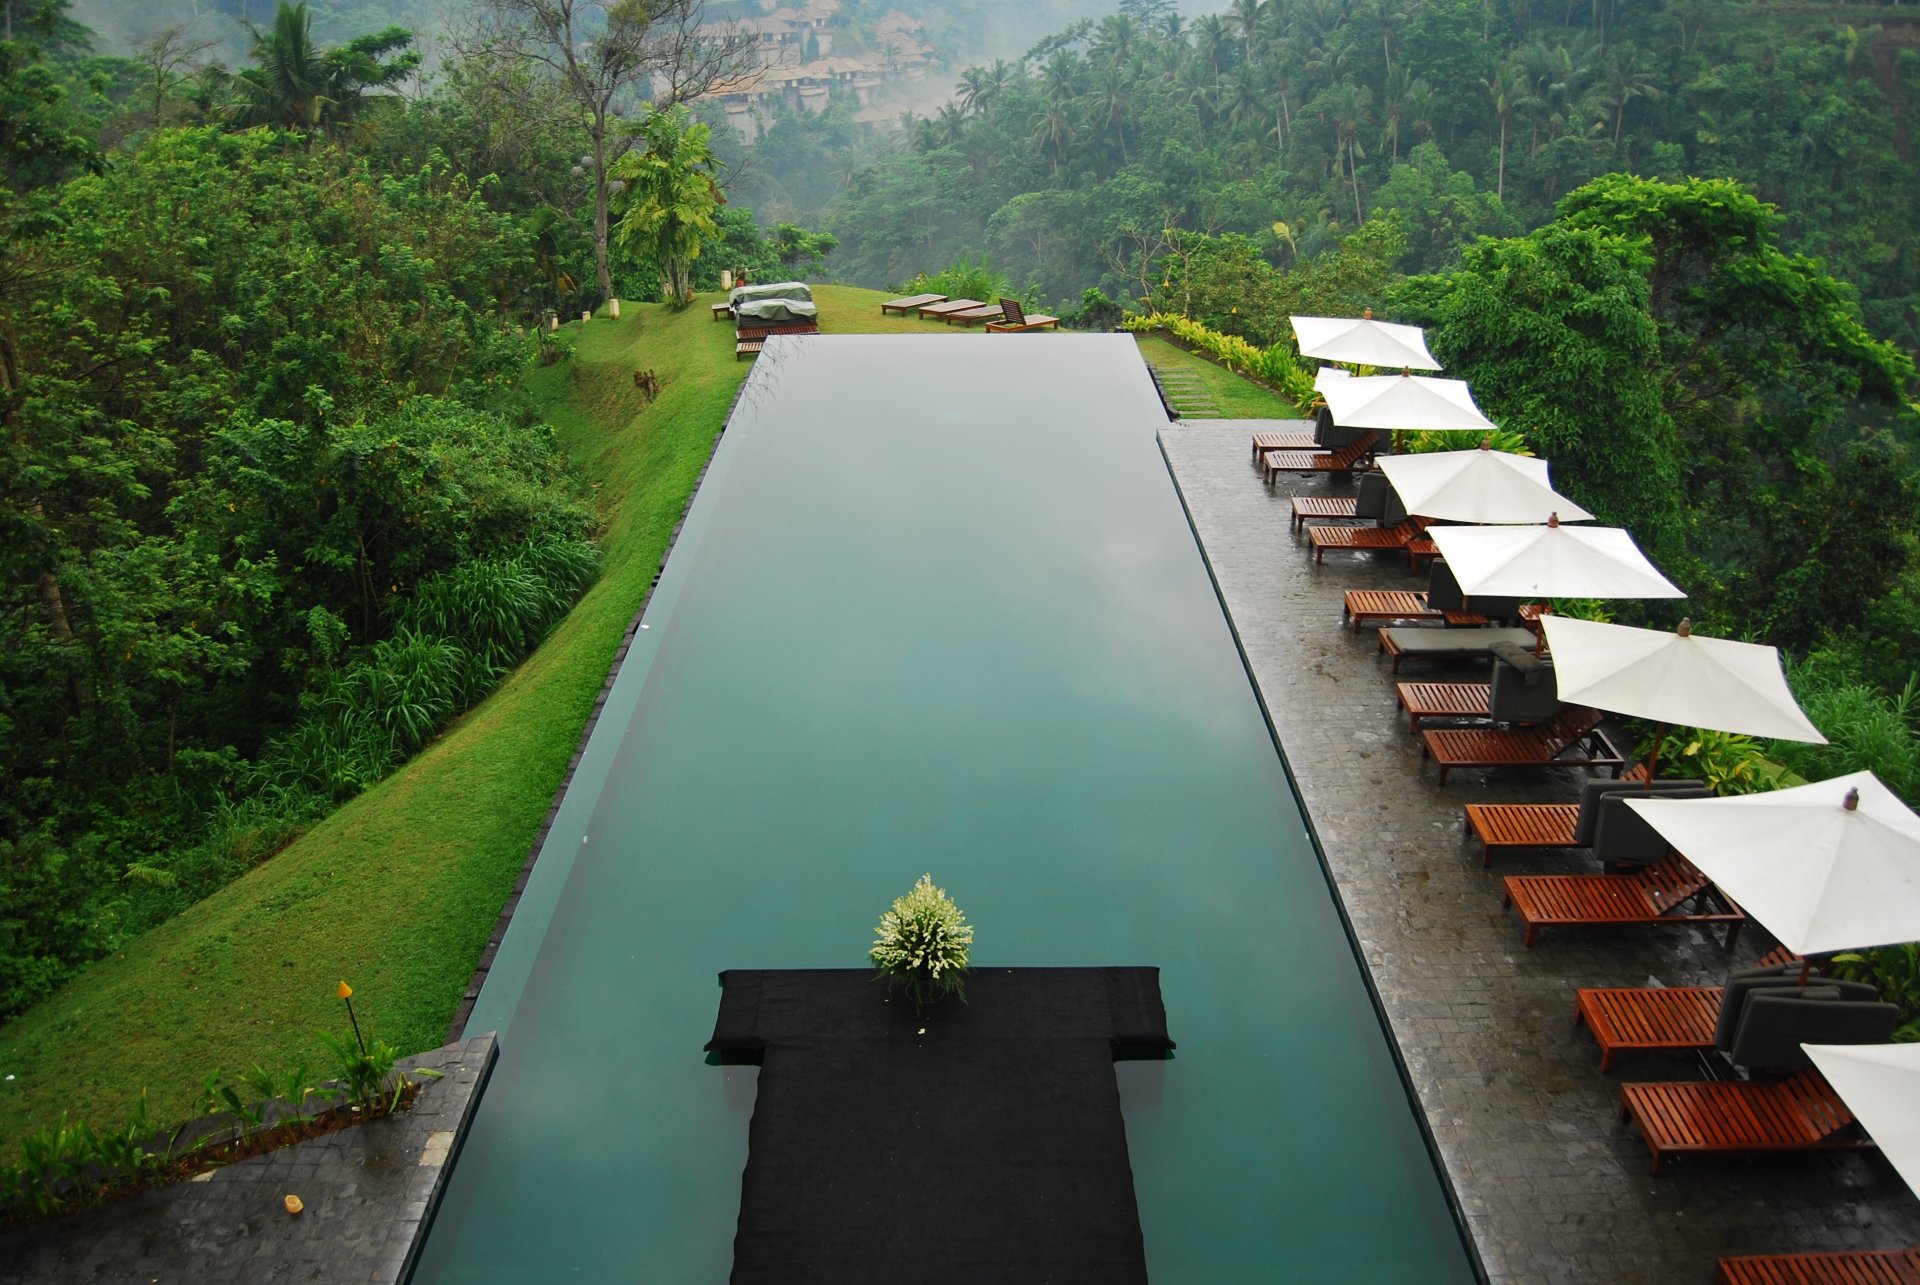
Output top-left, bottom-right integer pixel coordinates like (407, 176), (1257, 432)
(0, 291), (1250, 1147)
(1132, 334), (1303, 418)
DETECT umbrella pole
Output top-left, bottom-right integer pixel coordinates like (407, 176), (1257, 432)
(1798, 957), (1812, 987)
(1642, 722), (1666, 788)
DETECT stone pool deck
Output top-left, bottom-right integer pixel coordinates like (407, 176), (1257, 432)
(1160, 419), (1920, 1284)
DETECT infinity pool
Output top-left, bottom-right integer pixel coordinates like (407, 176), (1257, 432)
(412, 334), (1477, 1282)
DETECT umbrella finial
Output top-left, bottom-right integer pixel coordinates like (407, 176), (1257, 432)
(1478, 436), (1492, 451)
(1844, 786), (1861, 812)
(1362, 307), (1373, 319)
(1547, 512), (1561, 528)
(1676, 618), (1692, 638)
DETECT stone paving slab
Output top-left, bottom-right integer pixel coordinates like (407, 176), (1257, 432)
(1159, 421), (1920, 1285)
(0, 1034), (495, 1284)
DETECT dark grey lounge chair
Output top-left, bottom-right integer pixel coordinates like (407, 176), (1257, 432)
(1713, 962), (1899, 1073)
(1377, 626), (1536, 673)
(1487, 640), (1560, 725)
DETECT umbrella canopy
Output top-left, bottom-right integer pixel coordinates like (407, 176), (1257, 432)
(1803, 1042), (1920, 1200)
(1376, 445), (1595, 524)
(1624, 771), (1920, 955)
(1539, 615), (1827, 743)
(1319, 374), (1495, 432)
(1429, 518), (1686, 599)
(1292, 314), (1442, 371)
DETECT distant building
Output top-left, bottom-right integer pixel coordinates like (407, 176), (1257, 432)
(693, 5), (933, 143)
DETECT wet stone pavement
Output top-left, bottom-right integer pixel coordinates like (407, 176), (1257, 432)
(1159, 420), (1920, 1285)
(0, 1035), (494, 1284)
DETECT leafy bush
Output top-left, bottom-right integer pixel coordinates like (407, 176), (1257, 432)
(1771, 654), (1920, 805)
(902, 252), (1008, 306)
(1644, 727), (1803, 795)
(870, 873), (973, 1013)
(1830, 944), (1920, 1043)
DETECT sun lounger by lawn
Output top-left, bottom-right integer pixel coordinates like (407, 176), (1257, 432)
(943, 302), (1008, 326)
(1377, 626), (1536, 673)
(1717, 1247), (1920, 1284)
(1502, 853), (1745, 948)
(985, 299), (1061, 332)
(1261, 435), (1380, 483)
(1252, 428), (1316, 459)
(736, 323), (820, 341)
(881, 293), (946, 315)
(1619, 1070), (1871, 1175)
(917, 298), (985, 320)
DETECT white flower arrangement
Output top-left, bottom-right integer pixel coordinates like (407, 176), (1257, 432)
(869, 873), (974, 1012)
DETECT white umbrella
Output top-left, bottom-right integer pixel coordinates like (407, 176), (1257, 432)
(1376, 444), (1595, 524)
(1292, 314), (1442, 371)
(1624, 771), (1920, 957)
(1540, 615), (1827, 744)
(1802, 1042), (1920, 1199)
(1429, 516), (1686, 600)
(1312, 366), (1351, 394)
(1319, 374), (1495, 432)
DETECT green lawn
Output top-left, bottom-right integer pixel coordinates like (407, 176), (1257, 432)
(0, 288), (1282, 1149)
(1133, 334), (1304, 418)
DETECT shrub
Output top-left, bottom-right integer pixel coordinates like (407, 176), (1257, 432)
(1122, 312), (1316, 411)
(901, 252), (1008, 307)
(869, 873), (973, 1013)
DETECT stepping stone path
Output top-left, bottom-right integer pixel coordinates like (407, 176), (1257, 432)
(1148, 362), (1222, 418)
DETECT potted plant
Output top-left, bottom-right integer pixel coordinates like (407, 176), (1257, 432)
(869, 873), (973, 1015)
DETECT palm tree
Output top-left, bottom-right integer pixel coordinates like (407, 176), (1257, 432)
(610, 105), (721, 306)
(1194, 13), (1233, 87)
(1404, 75), (1436, 145)
(1230, 0), (1264, 65)
(955, 66), (991, 115)
(1329, 82), (1372, 226)
(1090, 64), (1132, 165)
(1091, 13), (1139, 74)
(228, 1), (415, 135)
(1380, 63), (1410, 162)
(1028, 104), (1073, 179)
(1603, 43), (1661, 145)
(1484, 60), (1532, 200)
(935, 102), (969, 147)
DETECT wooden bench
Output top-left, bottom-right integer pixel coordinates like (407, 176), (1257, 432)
(735, 323), (820, 341)
(1718, 1247), (1920, 1284)
(1344, 589), (1490, 630)
(1395, 682), (1491, 734)
(735, 339), (764, 360)
(917, 297), (984, 320)
(943, 302), (1007, 326)
(1502, 853), (1745, 948)
(1424, 707), (1624, 785)
(985, 298), (1061, 332)
(881, 292), (946, 316)
(1620, 1071), (1868, 1175)
(711, 302), (732, 321)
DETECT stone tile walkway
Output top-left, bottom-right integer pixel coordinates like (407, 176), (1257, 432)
(0, 1035), (494, 1284)
(1160, 420), (1920, 1284)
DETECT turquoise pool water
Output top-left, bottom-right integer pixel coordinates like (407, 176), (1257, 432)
(412, 334), (1477, 1282)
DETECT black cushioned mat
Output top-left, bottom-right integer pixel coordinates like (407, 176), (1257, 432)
(706, 967), (1174, 1285)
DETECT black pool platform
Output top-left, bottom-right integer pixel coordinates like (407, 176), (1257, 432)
(706, 967), (1174, 1285)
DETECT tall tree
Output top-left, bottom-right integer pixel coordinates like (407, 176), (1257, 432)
(228, 2), (418, 134)
(461, 0), (750, 306)
(612, 103), (720, 304)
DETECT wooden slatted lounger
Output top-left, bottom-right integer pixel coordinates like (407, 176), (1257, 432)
(1718, 1247), (1920, 1285)
(1344, 589), (1491, 630)
(880, 292), (946, 316)
(1293, 496), (1359, 530)
(1502, 853), (1745, 948)
(1252, 430), (1315, 460)
(985, 299), (1061, 332)
(736, 324), (820, 341)
(1575, 946), (1800, 1071)
(1619, 1070), (1870, 1175)
(711, 302), (732, 320)
(943, 303), (1008, 326)
(917, 298), (985, 320)
(1422, 706), (1625, 785)
(1395, 682), (1491, 734)
(1307, 515), (1429, 564)
(1261, 435), (1379, 482)
(1461, 761), (1657, 862)
(735, 339), (764, 360)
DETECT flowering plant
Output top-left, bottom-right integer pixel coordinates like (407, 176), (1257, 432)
(869, 873), (973, 1012)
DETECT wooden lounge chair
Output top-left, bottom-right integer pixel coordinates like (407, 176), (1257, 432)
(881, 292), (946, 316)
(1378, 625), (1537, 673)
(1260, 434), (1380, 483)
(1293, 496), (1360, 531)
(736, 340), (764, 360)
(1575, 947), (1802, 1071)
(1252, 428), (1316, 460)
(1345, 590), (1492, 631)
(1502, 853), (1745, 948)
(735, 323), (820, 341)
(985, 299), (1061, 332)
(917, 298), (984, 320)
(1462, 767), (1700, 863)
(1395, 682), (1492, 734)
(942, 303), (1007, 326)
(1619, 1070), (1870, 1175)
(1717, 1247), (1920, 1284)
(1306, 515), (1430, 564)
(1422, 706), (1624, 786)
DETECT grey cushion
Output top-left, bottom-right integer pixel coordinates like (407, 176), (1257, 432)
(1571, 777), (1710, 847)
(1353, 472), (1391, 520)
(1380, 627), (1537, 659)
(1591, 787), (1714, 869)
(1727, 985), (1899, 1073)
(1380, 483), (1408, 526)
(1712, 968), (1879, 1053)
(1489, 648), (1561, 725)
(1428, 560), (1468, 613)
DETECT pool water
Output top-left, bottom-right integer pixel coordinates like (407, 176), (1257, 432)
(411, 334), (1477, 1283)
